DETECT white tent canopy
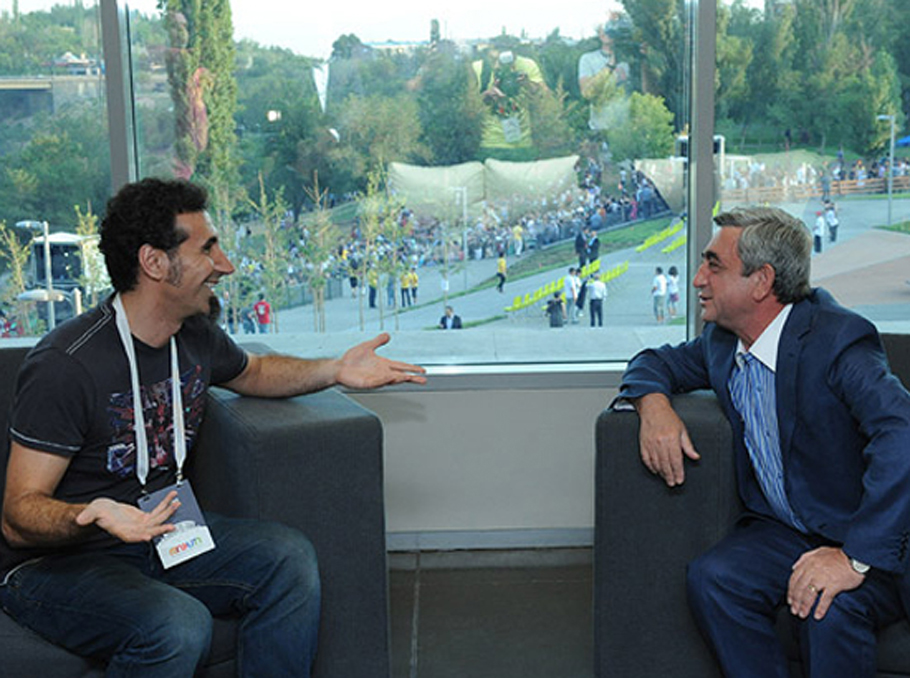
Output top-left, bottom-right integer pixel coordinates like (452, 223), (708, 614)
(388, 155), (580, 221)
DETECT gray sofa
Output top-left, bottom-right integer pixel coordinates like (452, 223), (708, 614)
(595, 332), (910, 678)
(0, 345), (390, 678)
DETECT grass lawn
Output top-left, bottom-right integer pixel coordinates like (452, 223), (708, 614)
(879, 221), (910, 235)
(504, 215), (674, 282)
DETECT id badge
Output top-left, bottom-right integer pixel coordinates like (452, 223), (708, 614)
(137, 481), (216, 569)
(501, 116), (522, 143)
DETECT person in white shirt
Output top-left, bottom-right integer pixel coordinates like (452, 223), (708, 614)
(667, 265), (681, 319)
(813, 211), (827, 254)
(563, 267), (580, 324)
(588, 275), (608, 327)
(651, 266), (668, 324)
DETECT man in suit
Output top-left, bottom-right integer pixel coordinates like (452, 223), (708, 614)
(439, 306), (462, 330)
(617, 206), (910, 678)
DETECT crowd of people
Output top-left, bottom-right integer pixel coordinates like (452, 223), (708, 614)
(223, 158), (671, 325)
(723, 153), (910, 196)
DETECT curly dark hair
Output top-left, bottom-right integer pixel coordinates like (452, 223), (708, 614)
(100, 178), (208, 292)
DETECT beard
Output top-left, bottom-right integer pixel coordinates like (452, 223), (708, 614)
(207, 294), (222, 323)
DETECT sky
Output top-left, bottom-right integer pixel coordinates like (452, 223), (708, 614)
(5, 0), (766, 60)
(6, 0), (620, 59)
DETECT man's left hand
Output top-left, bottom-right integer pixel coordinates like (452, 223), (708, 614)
(788, 546), (865, 620)
(337, 333), (427, 389)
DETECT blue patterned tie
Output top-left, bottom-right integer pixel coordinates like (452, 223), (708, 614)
(728, 352), (806, 532)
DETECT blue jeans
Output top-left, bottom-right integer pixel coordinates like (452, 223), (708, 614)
(0, 513), (320, 678)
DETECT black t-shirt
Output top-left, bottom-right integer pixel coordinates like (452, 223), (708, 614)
(2, 297), (247, 576)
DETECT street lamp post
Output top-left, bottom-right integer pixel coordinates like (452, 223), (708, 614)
(16, 220), (58, 330)
(877, 114), (896, 228)
(451, 187), (469, 291)
(41, 221), (55, 330)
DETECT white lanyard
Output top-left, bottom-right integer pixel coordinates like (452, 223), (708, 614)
(112, 294), (186, 488)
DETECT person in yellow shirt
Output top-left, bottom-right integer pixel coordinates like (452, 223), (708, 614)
(512, 223), (524, 257)
(472, 47), (545, 159)
(496, 254), (507, 293)
(400, 271), (412, 307)
(409, 269), (419, 303)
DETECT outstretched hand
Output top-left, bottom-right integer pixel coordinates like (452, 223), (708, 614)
(76, 491), (180, 543)
(337, 333), (427, 390)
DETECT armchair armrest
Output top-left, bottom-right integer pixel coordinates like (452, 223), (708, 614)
(594, 392), (738, 678)
(188, 387), (389, 678)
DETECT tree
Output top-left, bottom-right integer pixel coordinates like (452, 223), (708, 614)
(841, 51), (904, 155)
(715, 2), (753, 122)
(607, 92), (676, 162)
(0, 102), (111, 228)
(331, 34), (366, 60)
(524, 82), (578, 159)
(300, 175), (343, 333)
(73, 202), (108, 308)
(882, 0), (910, 115)
(159, 0), (239, 195)
(620, 0), (688, 125)
(0, 221), (34, 334)
(249, 174), (291, 333)
(536, 30), (592, 140)
(335, 94), (429, 187)
(730, 0), (798, 136)
(234, 42), (326, 219)
(413, 46), (484, 166)
(359, 166), (406, 331)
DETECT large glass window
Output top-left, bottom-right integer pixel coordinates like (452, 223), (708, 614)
(0, 0), (111, 336)
(115, 0), (692, 365)
(7, 2), (908, 366)
(715, 0), (909, 334)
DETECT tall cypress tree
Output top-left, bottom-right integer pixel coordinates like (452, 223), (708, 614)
(159, 0), (239, 197)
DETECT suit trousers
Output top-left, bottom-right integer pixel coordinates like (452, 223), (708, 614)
(686, 516), (906, 678)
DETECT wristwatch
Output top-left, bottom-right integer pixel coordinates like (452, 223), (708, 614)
(849, 557), (871, 575)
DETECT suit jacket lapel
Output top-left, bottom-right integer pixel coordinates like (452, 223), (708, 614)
(777, 297), (813, 456)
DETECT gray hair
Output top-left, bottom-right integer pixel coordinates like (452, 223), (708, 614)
(713, 207), (812, 304)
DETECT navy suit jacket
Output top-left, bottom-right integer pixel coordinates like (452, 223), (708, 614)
(620, 288), (910, 574)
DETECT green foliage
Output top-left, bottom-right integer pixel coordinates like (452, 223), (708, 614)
(0, 103), (111, 227)
(608, 92), (675, 163)
(524, 82), (578, 159)
(337, 93), (430, 176)
(160, 0), (240, 193)
(235, 40), (324, 218)
(620, 0), (688, 125)
(0, 220), (34, 331)
(358, 166), (407, 329)
(715, 3), (753, 120)
(73, 203), (108, 307)
(249, 174), (290, 330)
(299, 175), (344, 332)
(2, 0), (910, 240)
(414, 47), (484, 165)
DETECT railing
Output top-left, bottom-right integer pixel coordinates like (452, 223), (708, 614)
(721, 175), (910, 205)
(505, 259), (630, 315)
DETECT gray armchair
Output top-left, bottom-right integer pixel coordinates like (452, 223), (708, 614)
(594, 333), (910, 678)
(0, 346), (390, 678)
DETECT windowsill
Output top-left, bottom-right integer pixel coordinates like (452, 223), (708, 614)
(363, 361), (628, 391)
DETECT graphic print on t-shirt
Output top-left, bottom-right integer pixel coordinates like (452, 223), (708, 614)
(106, 365), (206, 478)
